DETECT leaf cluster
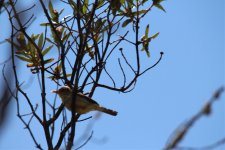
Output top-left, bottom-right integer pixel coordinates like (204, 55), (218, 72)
(7, 32), (54, 73)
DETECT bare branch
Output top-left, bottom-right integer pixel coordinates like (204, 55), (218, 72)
(164, 87), (224, 150)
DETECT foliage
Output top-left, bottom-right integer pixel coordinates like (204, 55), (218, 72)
(2, 0), (165, 149)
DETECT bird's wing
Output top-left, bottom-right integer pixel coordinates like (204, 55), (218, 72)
(77, 93), (99, 105)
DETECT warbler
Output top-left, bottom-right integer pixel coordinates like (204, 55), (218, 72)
(52, 86), (118, 116)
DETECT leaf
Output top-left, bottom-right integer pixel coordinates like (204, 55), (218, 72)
(152, 0), (164, 4)
(97, 0), (104, 8)
(38, 33), (44, 49)
(145, 24), (149, 37)
(46, 37), (54, 44)
(40, 23), (50, 26)
(62, 32), (71, 43)
(16, 32), (27, 48)
(127, 0), (134, 8)
(101, 25), (109, 32)
(48, 75), (55, 79)
(140, 0), (148, 5)
(141, 43), (150, 57)
(58, 63), (62, 72)
(48, 1), (54, 17)
(141, 26), (151, 58)
(27, 37), (36, 55)
(66, 74), (72, 77)
(122, 19), (132, 27)
(16, 55), (32, 62)
(54, 63), (62, 73)
(151, 32), (160, 39)
(111, 0), (121, 15)
(68, 0), (78, 14)
(42, 45), (53, 56)
(133, 10), (147, 15)
(31, 34), (40, 41)
(95, 18), (103, 29)
(59, 9), (64, 15)
(154, 3), (166, 12)
(82, 0), (88, 14)
(146, 50), (150, 57)
(44, 58), (54, 64)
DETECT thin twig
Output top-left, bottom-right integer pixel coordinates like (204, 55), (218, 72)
(164, 87), (224, 150)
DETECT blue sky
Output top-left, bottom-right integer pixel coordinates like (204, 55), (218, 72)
(0, 0), (224, 149)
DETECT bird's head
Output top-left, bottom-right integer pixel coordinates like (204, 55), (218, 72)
(52, 86), (72, 98)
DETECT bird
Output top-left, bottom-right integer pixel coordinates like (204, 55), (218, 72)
(52, 86), (118, 116)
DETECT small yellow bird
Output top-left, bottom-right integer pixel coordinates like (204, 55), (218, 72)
(52, 86), (118, 116)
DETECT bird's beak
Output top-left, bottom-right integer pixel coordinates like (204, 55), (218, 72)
(51, 90), (58, 94)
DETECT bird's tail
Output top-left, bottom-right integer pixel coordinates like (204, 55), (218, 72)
(96, 106), (118, 116)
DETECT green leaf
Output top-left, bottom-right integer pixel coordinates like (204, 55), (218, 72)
(42, 45), (53, 56)
(38, 33), (44, 49)
(48, 75), (55, 79)
(133, 10), (147, 15)
(152, 0), (164, 4)
(120, 0), (125, 3)
(55, 62), (62, 72)
(46, 37), (54, 44)
(151, 32), (160, 39)
(58, 63), (62, 72)
(59, 9), (64, 15)
(146, 50), (150, 57)
(97, 0), (104, 8)
(40, 23), (50, 26)
(31, 34), (40, 41)
(68, 0), (78, 14)
(142, 44), (150, 57)
(127, 0), (134, 8)
(27, 40), (35, 55)
(122, 19), (132, 27)
(101, 25), (109, 32)
(16, 55), (32, 62)
(95, 18), (102, 29)
(62, 32), (71, 43)
(141, 0), (148, 5)
(145, 24), (149, 37)
(154, 3), (166, 12)
(66, 74), (72, 77)
(48, 1), (54, 17)
(82, 0), (88, 14)
(44, 58), (54, 64)
(111, 0), (121, 15)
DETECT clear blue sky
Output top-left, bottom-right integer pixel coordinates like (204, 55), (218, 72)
(0, 0), (224, 149)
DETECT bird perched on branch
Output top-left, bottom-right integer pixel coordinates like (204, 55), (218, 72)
(52, 86), (118, 116)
